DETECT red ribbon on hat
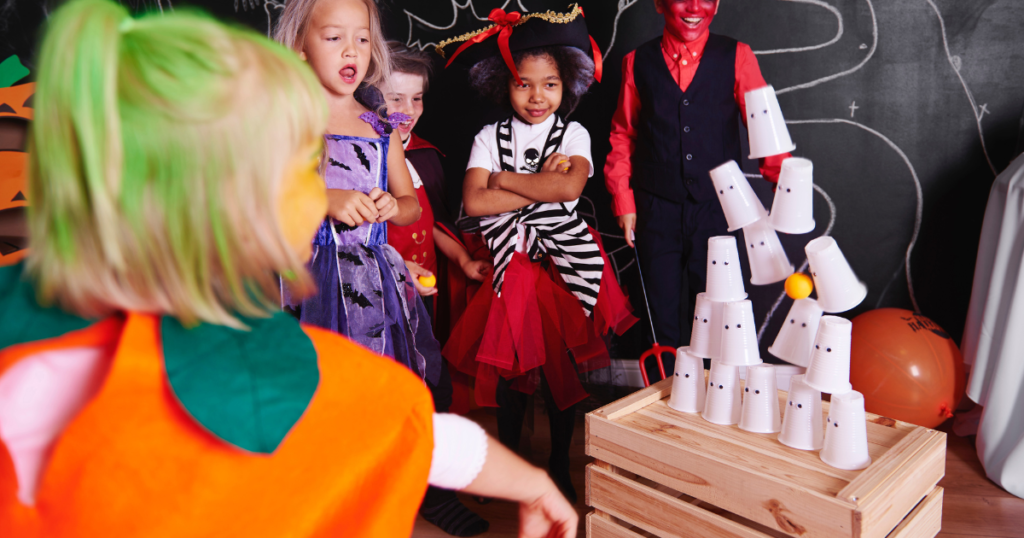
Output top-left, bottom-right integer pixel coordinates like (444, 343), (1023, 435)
(578, 7), (602, 83)
(446, 8), (524, 86)
(444, 5), (603, 86)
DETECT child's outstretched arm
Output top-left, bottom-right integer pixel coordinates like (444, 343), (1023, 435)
(431, 414), (577, 537)
(463, 167), (537, 217)
(434, 229), (492, 281)
(488, 153), (590, 204)
(374, 129), (421, 226)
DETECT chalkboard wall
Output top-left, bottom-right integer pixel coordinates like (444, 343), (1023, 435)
(4, 0), (1023, 361)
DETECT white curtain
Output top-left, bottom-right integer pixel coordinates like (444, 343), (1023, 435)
(961, 152), (1024, 499)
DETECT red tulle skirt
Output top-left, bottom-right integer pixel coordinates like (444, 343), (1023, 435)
(442, 230), (637, 411)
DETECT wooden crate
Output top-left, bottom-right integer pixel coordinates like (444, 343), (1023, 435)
(585, 375), (946, 538)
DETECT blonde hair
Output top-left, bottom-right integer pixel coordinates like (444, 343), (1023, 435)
(274, 0), (392, 90)
(28, 0), (328, 328)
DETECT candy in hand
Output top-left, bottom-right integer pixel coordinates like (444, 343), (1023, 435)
(418, 274), (437, 288)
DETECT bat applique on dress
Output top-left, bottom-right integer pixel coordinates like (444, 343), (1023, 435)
(327, 157), (351, 171)
(352, 144), (372, 172)
(342, 283), (374, 309)
(337, 251), (364, 265)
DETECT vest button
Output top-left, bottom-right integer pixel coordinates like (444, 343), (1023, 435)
(686, 154), (693, 161)
(684, 126), (691, 133)
(685, 177), (695, 185)
(683, 99), (690, 106)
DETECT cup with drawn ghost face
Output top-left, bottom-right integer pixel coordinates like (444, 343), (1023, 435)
(779, 374), (824, 450)
(702, 361), (742, 426)
(745, 85), (797, 159)
(742, 217), (794, 285)
(804, 315), (853, 395)
(770, 157), (816, 234)
(689, 293), (725, 359)
(769, 298), (824, 367)
(805, 236), (867, 313)
(718, 300), (762, 367)
(821, 390), (872, 470)
(710, 161), (765, 232)
(705, 236), (747, 302)
(668, 347), (707, 414)
(739, 365), (781, 433)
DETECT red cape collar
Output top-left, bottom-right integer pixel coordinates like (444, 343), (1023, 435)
(405, 133), (445, 156)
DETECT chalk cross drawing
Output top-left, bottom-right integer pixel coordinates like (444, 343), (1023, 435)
(978, 103), (990, 120)
(849, 101), (858, 118)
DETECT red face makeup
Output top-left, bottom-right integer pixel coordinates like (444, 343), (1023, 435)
(657, 0), (719, 43)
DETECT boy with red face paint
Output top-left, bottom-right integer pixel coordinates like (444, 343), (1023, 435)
(605, 0), (791, 362)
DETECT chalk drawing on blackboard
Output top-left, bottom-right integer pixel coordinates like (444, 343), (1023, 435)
(751, 0), (843, 56)
(924, 0), (997, 176)
(848, 101), (858, 118)
(787, 118), (923, 314)
(404, 0), (530, 51)
(604, 0), (641, 58)
(775, 0), (877, 95)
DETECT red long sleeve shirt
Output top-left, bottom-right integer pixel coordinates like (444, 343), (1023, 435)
(604, 30), (792, 216)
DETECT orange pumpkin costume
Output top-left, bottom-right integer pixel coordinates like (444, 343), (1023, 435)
(0, 272), (434, 537)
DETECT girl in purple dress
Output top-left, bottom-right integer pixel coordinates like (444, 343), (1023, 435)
(275, 0), (441, 388)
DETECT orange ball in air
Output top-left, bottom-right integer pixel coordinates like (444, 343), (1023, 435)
(418, 275), (436, 288)
(785, 273), (814, 300)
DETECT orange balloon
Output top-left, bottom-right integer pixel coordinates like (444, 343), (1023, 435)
(850, 308), (965, 428)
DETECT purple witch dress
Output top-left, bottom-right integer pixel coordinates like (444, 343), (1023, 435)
(288, 112), (441, 385)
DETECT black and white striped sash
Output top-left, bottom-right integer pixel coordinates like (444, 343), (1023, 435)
(480, 115), (604, 315)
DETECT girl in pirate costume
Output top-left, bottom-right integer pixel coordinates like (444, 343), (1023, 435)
(438, 5), (637, 503)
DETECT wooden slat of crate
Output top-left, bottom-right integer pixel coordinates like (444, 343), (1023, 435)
(850, 431), (946, 537)
(587, 463), (775, 538)
(887, 487), (942, 538)
(587, 512), (647, 538)
(586, 377), (946, 538)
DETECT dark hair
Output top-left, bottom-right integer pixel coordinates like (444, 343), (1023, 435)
(387, 40), (434, 92)
(468, 46), (595, 117)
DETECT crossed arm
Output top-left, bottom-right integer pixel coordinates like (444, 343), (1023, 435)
(462, 153), (591, 217)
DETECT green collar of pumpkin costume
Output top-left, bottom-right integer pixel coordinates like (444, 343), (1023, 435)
(0, 263), (319, 454)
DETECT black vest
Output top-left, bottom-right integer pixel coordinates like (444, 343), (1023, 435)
(631, 34), (742, 203)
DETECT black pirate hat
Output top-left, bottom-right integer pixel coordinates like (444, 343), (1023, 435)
(436, 3), (602, 85)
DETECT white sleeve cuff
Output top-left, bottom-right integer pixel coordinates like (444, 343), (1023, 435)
(428, 413), (488, 490)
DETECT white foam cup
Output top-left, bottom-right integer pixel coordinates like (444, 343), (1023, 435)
(770, 158), (816, 234)
(742, 217), (794, 285)
(739, 365), (781, 433)
(710, 161), (765, 232)
(805, 237), (867, 313)
(745, 85), (797, 159)
(804, 316), (853, 395)
(690, 294), (726, 360)
(821, 390), (872, 470)
(689, 293), (713, 358)
(702, 361), (742, 426)
(668, 347), (707, 414)
(706, 236), (747, 302)
(768, 298), (824, 367)
(778, 374), (824, 450)
(718, 300), (762, 367)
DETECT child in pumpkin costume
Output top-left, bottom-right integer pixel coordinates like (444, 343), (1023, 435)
(0, 2), (577, 537)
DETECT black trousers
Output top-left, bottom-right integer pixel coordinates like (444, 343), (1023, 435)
(634, 189), (730, 369)
(495, 373), (576, 473)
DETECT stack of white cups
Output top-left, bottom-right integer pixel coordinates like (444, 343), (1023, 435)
(710, 161), (794, 286)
